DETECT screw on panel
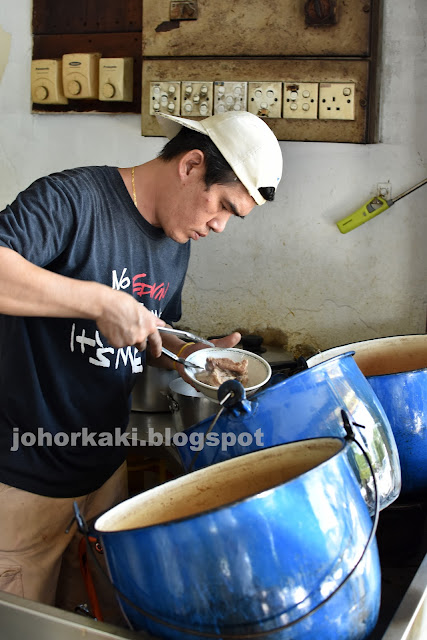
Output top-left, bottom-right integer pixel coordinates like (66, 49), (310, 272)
(377, 182), (392, 200)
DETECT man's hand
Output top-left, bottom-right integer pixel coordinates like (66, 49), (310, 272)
(95, 288), (165, 357)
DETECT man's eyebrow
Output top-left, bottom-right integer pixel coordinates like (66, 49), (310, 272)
(225, 200), (244, 218)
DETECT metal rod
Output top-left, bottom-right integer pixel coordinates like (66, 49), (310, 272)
(392, 177), (427, 203)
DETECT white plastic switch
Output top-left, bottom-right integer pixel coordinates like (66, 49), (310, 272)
(62, 53), (101, 99)
(318, 82), (356, 120)
(283, 82), (319, 119)
(248, 82), (282, 118)
(181, 81), (213, 117)
(31, 59), (68, 105)
(99, 57), (133, 102)
(214, 82), (247, 114)
(149, 81), (181, 115)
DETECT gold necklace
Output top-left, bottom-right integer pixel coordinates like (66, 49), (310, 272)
(131, 166), (138, 207)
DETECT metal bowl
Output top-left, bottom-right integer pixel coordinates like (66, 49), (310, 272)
(184, 347), (272, 400)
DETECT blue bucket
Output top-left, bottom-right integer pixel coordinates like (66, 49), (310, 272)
(94, 437), (381, 640)
(177, 352), (400, 513)
(308, 334), (427, 497)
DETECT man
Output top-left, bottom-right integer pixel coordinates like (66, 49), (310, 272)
(0, 111), (282, 618)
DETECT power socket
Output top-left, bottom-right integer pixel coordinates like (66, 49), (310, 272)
(247, 82), (282, 118)
(213, 81), (247, 114)
(282, 82), (318, 119)
(318, 82), (356, 120)
(149, 81), (181, 115)
(181, 81), (213, 117)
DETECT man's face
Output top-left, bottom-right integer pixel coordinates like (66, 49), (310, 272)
(157, 153), (256, 243)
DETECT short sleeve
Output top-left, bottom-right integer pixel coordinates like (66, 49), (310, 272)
(0, 173), (77, 267)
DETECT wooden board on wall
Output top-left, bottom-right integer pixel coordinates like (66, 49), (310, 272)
(142, 0), (373, 58)
(141, 58), (370, 142)
(33, 0), (142, 34)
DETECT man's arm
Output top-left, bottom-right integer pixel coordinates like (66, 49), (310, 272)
(0, 246), (164, 356)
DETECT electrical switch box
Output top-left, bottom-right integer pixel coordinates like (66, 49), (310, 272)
(213, 82), (247, 115)
(31, 59), (68, 105)
(283, 82), (319, 120)
(149, 81), (181, 115)
(247, 82), (282, 118)
(62, 52), (101, 99)
(141, 0), (381, 143)
(318, 83), (356, 120)
(181, 81), (213, 117)
(99, 57), (133, 102)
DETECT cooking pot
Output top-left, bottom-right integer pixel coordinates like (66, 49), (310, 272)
(167, 377), (218, 432)
(132, 365), (179, 413)
(177, 352), (401, 514)
(307, 334), (427, 497)
(94, 436), (380, 640)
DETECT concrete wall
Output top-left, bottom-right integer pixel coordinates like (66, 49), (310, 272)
(1, 1), (426, 354)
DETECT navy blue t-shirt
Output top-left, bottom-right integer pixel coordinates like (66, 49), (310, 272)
(0, 166), (190, 497)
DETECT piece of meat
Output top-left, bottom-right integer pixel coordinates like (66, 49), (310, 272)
(196, 357), (249, 388)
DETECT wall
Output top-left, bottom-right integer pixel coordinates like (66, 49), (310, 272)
(0, 1), (426, 354)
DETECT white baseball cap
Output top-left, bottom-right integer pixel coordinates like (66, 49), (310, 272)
(156, 111), (283, 205)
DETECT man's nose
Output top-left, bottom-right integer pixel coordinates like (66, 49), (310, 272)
(208, 213), (231, 233)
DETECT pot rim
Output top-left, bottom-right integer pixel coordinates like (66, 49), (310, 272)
(95, 436), (347, 534)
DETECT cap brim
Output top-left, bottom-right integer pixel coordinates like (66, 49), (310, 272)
(155, 113), (208, 139)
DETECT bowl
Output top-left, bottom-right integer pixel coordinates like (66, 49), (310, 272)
(184, 347), (272, 399)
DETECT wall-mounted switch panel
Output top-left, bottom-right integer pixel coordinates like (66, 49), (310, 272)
(283, 82), (318, 119)
(247, 82), (282, 118)
(149, 81), (181, 115)
(142, 59), (369, 142)
(181, 81), (213, 116)
(213, 81), (247, 115)
(31, 59), (68, 104)
(318, 82), (356, 120)
(62, 53), (101, 99)
(99, 57), (133, 102)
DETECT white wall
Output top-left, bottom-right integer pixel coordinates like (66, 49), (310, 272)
(1, 1), (426, 353)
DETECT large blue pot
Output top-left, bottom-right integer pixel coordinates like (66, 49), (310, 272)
(308, 334), (427, 497)
(177, 352), (401, 513)
(95, 437), (381, 640)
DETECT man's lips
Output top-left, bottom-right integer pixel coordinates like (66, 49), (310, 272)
(191, 231), (208, 240)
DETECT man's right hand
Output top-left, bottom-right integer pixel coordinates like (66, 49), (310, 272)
(94, 288), (165, 357)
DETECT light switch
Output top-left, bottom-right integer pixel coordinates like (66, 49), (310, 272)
(99, 57), (133, 102)
(31, 59), (68, 105)
(62, 53), (101, 99)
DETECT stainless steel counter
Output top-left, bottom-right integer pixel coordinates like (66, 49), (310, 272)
(0, 591), (154, 640)
(382, 553), (427, 640)
(1, 556), (426, 640)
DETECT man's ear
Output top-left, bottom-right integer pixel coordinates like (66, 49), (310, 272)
(178, 149), (205, 180)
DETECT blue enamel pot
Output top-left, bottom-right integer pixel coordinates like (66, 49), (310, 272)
(94, 437), (381, 640)
(177, 352), (401, 514)
(308, 334), (427, 497)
